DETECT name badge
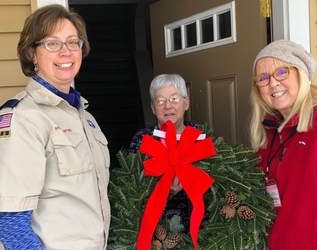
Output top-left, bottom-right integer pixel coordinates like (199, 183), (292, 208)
(266, 179), (282, 207)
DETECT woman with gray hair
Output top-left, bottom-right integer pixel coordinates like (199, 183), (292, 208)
(128, 73), (202, 232)
(129, 73), (198, 153)
(250, 39), (317, 250)
(149, 74), (190, 133)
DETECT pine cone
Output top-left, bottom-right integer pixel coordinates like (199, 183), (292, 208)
(225, 191), (240, 208)
(237, 205), (256, 220)
(220, 204), (236, 219)
(163, 233), (182, 249)
(152, 239), (162, 249)
(155, 224), (167, 241)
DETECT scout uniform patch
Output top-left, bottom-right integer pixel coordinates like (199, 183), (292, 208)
(0, 113), (13, 138)
(0, 113), (13, 129)
(87, 119), (96, 128)
(0, 130), (10, 138)
(0, 92), (26, 139)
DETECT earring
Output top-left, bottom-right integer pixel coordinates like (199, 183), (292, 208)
(34, 63), (39, 72)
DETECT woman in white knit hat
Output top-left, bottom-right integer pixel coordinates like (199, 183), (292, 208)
(250, 39), (317, 250)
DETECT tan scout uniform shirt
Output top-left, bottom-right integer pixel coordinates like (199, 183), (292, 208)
(0, 79), (111, 250)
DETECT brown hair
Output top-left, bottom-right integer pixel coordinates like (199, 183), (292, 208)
(17, 4), (90, 76)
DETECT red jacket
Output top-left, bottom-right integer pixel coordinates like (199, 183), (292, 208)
(258, 109), (317, 250)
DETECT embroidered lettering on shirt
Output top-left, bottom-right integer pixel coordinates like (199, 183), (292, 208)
(0, 130), (11, 138)
(54, 125), (61, 131)
(298, 140), (306, 145)
(87, 120), (95, 128)
(53, 125), (72, 133)
(0, 113), (13, 129)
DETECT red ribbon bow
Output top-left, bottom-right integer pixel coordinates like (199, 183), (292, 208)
(136, 121), (216, 250)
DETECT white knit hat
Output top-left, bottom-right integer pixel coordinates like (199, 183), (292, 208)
(253, 40), (316, 81)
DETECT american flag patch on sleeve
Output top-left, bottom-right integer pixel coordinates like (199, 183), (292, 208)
(0, 113), (13, 129)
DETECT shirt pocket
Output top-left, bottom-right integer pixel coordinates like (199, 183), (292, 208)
(92, 130), (110, 168)
(51, 130), (94, 175)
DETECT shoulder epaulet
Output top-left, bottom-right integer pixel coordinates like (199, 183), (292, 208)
(0, 91), (27, 110)
(0, 99), (20, 110)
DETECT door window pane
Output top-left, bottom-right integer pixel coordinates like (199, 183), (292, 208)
(201, 17), (214, 43)
(164, 1), (236, 57)
(218, 11), (231, 39)
(172, 27), (182, 51)
(185, 22), (197, 48)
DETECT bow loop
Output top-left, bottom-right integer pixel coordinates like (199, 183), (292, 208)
(140, 135), (169, 176)
(140, 134), (166, 157)
(181, 137), (216, 164)
(179, 125), (201, 146)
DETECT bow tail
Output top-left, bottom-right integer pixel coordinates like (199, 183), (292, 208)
(178, 165), (214, 250)
(136, 172), (174, 250)
(189, 195), (205, 250)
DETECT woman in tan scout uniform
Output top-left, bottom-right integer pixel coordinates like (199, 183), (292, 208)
(0, 5), (110, 250)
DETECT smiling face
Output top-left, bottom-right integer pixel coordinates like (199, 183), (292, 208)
(255, 57), (299, 118)
(33, 18), (82, 93)
(151, 85), (189, 133)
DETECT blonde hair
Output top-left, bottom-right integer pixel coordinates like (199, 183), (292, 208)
(250, 67), (317, 150)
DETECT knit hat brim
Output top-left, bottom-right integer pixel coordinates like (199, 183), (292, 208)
(253, 40), (316, 81)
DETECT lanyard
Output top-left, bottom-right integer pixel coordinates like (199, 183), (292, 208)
(265, 126), (297, 181)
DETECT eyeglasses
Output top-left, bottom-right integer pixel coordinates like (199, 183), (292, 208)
(253, 66), (294, 87)
(154, 94), (185, 107)
(35, 38), (83, 52)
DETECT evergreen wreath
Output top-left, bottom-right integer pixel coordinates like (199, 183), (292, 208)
(108, 126), (275, 249)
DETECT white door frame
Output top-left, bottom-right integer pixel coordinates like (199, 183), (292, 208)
(272, 0), (310, 51)
(35, 0), (68, 8)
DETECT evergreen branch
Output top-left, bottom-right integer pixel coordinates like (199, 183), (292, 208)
(213, 174), (252, 191)
(253, 193), (274, 206)
(252, 219), (260, 249)
(247, 172), (265, 177)
(112, 228), (138, 234)
(139, 176), (155, 201)
(225, 158), (257, 165)
(235, 216), (244, 250)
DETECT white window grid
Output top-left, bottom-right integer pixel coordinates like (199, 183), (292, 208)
(164, 1), (236, 58)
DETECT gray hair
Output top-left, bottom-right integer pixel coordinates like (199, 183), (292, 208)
(149, 74), (188, 100)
